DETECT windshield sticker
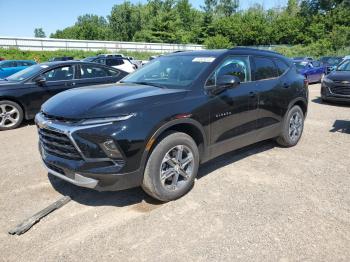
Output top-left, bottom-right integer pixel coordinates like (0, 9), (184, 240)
(192, 57), (215, 63)
(40, 65), (49, 68)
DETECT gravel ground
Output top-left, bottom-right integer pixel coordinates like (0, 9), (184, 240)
(0, 84), (349, 262)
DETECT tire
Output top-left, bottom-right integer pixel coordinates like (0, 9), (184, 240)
(276, 105), (304, 147)
(0, 100), (23, 131)
(142, 132), (199, 201)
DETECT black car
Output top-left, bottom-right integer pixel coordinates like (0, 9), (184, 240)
(319, 56), (343, 74)
(36, 48), (308, 201)
(321, 59), (350, 102)
(0, 61), (127, 130)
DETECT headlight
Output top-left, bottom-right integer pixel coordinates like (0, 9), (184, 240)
(80, 114), (135, 125)
(322, 76), (333, 84)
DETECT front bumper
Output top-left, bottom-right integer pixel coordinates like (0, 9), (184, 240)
(321, 82), (350, 103)
(35, 113), (143, 191)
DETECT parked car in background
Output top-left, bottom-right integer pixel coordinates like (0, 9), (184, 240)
(321, 59), (350, 103)
(0, 61), (127, 130)
(0, 60), (36, 79)
(82, 55), (136, 73)
(319, 56), (343, 74)
(36, 48), (308, 201)
(342, 55), (350, 61)
(293, 60), (326, 83)
(293, 56), (314, 62)
(0, 57), (5, 61)
(49, 56), (74, 62)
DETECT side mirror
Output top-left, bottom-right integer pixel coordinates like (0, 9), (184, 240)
(217, 75), (240, 89)
(35, 75), (46, 85)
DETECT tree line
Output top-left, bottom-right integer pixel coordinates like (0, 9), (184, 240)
(38, 0), (349, 53)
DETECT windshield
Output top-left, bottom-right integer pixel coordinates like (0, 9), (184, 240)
(337, 60), (350, 71)
(6, 64), (46, 81)
(293, 61), (308, 70)
(122, 55), (216, 88)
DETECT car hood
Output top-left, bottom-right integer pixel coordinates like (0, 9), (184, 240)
(41, 83), (189, 119)
(327, 71), (350, 81)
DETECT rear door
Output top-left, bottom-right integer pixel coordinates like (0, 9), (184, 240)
(251, 56), (285, 138)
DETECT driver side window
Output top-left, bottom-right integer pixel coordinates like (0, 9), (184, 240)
(206, 56), (251, 87)
(43, 66), (74, 81)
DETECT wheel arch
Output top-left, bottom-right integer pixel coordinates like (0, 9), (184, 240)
(139, 118), (208, 175)
(0, 96), (27, 119)
(291, 98), (308, 117)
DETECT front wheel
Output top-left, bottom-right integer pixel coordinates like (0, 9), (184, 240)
(142, 132), (199, 201)
(276, 105), (304, 147)
(0, 100), (23, 131)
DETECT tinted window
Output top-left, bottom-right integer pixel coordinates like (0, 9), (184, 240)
(206, 56), (251, 86)
(44, 66), (74, 81)
(337, 60), (350, 71)
(94, 58), (105, 64)
(275, 59), (289, 76)
(254, 57), (278, 80)
(80, 65), (111, 78)
(106, 59), (124, 66)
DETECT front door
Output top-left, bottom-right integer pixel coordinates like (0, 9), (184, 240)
(206, 55), (259, 159)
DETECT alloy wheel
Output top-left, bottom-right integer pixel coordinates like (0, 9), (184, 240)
(0, 104), (20, 128)
(289, 111), (303, 142)
(159, 145), (194, 191)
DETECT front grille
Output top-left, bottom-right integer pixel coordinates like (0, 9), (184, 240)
(39, 128), (82, 160)
(330, 85), (350, 96)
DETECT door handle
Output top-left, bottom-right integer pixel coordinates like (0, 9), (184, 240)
(66, 82), (76, 87)
(283, 83), (290, 89)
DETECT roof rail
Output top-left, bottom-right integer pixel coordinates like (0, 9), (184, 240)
(230, 46), (281, 55)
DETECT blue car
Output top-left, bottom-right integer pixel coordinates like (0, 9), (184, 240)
(0, 60), (36, 79)
(293, 60), (326, 83)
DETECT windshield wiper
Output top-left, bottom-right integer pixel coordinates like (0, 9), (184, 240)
(122, 81), (165, 88)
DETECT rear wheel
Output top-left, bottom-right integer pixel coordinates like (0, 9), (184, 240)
(142, 132), (199, 201)
(0, 100), (23, 131)
(276, 105), (304, 147)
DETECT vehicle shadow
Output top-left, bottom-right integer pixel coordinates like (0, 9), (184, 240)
(330, 120), (350, 134)
(49, 140), (276, 208)
(197, 140), (275, 179)
(312, 97), (350, 107)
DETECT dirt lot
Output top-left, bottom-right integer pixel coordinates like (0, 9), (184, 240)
(0, 84), (349, 261)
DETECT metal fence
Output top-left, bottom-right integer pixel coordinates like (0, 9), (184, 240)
(0, 36), (204, 53)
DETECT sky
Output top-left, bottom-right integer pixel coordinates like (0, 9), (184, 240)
(0, 0), (287, 37)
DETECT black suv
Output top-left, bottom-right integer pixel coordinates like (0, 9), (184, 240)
(36, 48), (308, 201)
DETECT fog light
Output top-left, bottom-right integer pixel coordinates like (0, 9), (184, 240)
(100, 140), (123, 159)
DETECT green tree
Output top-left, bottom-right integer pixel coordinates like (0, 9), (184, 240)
(34, 28), (46, 38)
(109, 1), (143, 41)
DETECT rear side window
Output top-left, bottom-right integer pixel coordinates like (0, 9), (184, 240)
(253, 57), (278, 80)
(274, 59), (289, 76)
(80, 65), (112, 78)
(106, 59), (124, 66)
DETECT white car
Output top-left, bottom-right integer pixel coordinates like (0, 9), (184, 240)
(82, 55), (136, 73)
